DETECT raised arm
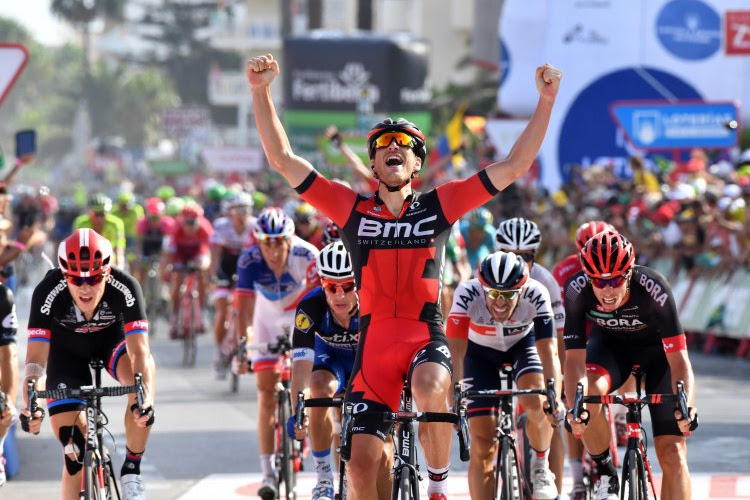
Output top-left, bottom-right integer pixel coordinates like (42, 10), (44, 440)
(246, 54), (315, 188)
(484, 64), (562, 192)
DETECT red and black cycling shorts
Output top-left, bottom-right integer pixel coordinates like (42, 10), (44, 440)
(345, 317), (452, 440)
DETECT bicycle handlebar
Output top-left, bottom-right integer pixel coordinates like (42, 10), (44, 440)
(246, 334), (293, 355)
(27, 374), (146, 417)
(0, 390), (6, 414)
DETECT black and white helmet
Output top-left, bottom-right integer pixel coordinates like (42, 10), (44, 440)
(495, 217), (542, 252)
(477, 251), (529, 290)
(316, 241), (353, 280)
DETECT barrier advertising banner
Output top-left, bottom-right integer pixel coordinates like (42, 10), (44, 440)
(498, 0), (750, 190)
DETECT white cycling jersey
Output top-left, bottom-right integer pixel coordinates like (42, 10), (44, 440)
(447, 277), (554, 352)
(531, 262), (565, 333)
(210, 216), (255, 252)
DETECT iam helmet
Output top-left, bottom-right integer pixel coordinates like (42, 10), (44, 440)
(579, 231), (635, 278)
(58, 228), (113, 277)
(477, 251), (529, 290)
(366, 118), (427, 162)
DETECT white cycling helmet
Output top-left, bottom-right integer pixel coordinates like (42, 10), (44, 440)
(316, 241), (354, 280)
(495, 217), (542, 252)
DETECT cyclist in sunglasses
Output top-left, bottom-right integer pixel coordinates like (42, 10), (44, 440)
(563, 231), (698, 500)
(288, 241), (388, 500)
(447, 251), (562, 499)
(233, 206), (320, 499)
(21, 228), (156, 500)
(247, 53), (561, 500)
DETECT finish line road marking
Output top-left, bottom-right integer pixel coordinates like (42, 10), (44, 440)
(177, 472), (750, 499)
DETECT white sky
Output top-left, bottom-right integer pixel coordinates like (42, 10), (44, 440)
(0, 1), (75, 46)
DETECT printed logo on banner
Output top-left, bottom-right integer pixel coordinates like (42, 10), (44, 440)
(725, 11), (750, 55)
(562, 24), (608, 45)
(656, 0), (721, 60)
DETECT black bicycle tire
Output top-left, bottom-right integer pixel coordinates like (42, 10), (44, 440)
(624, 448), (647, 500)
(277, 390), (296, 500)
(500, 439), (522, 500)
(182, 293), (197, 367)
(83, 451), (102, 500)
(144, 268), (160, 337)
(102, 447), (120, 500)
(515, 412), (532, 492)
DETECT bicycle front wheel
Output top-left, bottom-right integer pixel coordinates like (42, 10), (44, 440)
(623, 449), (647, 500)
(83, 452), (103, 500)
(276, 390), (297, 500)
(499, 439), (523, 500)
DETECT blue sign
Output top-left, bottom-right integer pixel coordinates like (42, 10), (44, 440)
(656, 0), (721, 60)
(611, 102), (739, 150)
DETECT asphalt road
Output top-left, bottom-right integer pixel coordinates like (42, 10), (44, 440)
(2, 278), (750, 499)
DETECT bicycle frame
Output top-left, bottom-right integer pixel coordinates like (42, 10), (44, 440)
(176, 265), (201, 367)
(28, 360), (146, 500)
(572, 367), (688, 500)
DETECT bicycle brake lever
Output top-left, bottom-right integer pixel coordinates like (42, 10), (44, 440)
(134, 373), (145, 411)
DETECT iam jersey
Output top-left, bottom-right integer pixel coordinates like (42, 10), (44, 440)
(292, 287), (360, 357)
(210, 216), (256, 277)
(28, 268), (148, 340)
(295, 170), (500, 333)
(236, 236), (319, 313)
(531, 262), (565, 334)
(446, 277), (554, 352)
(563, 265), (684, 351)
(0, 284), (18, 347)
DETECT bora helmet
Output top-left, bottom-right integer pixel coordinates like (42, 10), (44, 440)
(367, 118), (427, 163)
(254, 207), (295, 240)
(574, 220), (617, 251)
(495, 217), (542, 252)
(477, 251), (529, 290)
(579, 231), (635, 279)
(58, 228), (113, 277)
(316, 241), (354, 280)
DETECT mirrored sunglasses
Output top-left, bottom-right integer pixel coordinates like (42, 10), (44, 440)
(66, 274), (105, 287)
(258, 234), (287, 245)
(483, 287), (520, 301)
(373, 132), (415, 149)
(590, 273), (629, 289)
(321, 280), (356, 294)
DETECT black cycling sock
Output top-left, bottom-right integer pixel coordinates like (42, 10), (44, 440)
(121, 448), (144, 476)
(590, 448), (617, 478)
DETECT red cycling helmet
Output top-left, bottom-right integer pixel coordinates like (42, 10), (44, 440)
(58, 228), (113, 277)
(579, 231), (635, 278)
(367, 118), (427, 162)
(181, 202), (204, 219)
(575, 220), (617, 251)
(145, 197), (165, 217)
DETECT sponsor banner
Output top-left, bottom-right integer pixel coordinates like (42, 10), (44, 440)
(161, 107), (210, 137)
(726, 11), (750, 55)
(201, 146), (265, 173)
(498, 0), (750, 190)
(283, 34), (430, 112)
(208, 66), (255, 106)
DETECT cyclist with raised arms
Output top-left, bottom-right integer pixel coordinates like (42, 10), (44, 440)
(289, 241), (387, 500)
(21, 229), (156, 500)
(494, 216), (566, 495)
(563, 232), (698, 500)
(246, 53), (561, 500)
(447, 251), (561, 499)
(233, 207), (319, 499)
(209, 191), (255, 378)
(551, 220), (615, 500)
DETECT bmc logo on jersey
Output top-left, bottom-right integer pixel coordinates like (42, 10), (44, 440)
(357, 215), (437, 238)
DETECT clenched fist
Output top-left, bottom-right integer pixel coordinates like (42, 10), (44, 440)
(246, 54), (280, 90)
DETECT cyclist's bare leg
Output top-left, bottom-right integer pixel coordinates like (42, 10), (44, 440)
(377, 437), (394, 499)
(50, 411), (86, 500)
(411, 361), (452, 480)
(517, 372), (554, 451)
(467, 415), (497, 500)
(117, 353), (155, 456)
(213, 295), (229, 345)
(347, 433), (387, 500)
(580, 374), (612, 455)
(197, 270), (208, 309)
(255, 369), (281, 455)
(549, 425), (564, 492)
(169, 273), (183, 319)
(654, 435), (690, 500)
(309, 370), (337, 453)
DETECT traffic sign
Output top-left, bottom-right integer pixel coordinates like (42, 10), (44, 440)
(0, 43), (29, 108)
(610, 100), (739, 150)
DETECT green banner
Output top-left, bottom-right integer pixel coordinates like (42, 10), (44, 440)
(149, 159), (191, 175)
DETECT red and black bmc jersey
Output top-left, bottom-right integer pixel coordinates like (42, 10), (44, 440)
(295, 170), (499, 331)
(562, 265), (684, 351)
